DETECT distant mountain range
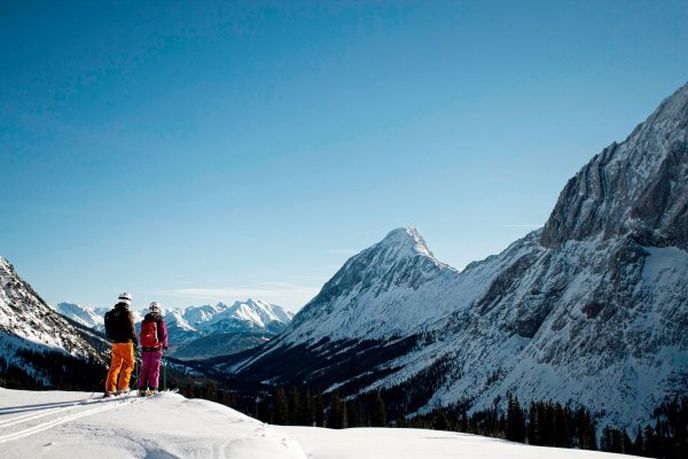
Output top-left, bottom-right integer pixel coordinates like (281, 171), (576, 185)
(215, 82), (688, 432)
(54, 299), (293, 360)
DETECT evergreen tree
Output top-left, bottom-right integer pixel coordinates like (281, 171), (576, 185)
(580, 409), (597, 450)
(601, 426), (613, 452)
(527, 401), (542, 445)
(506, 395), (526, 443)
(288, 386), (302, 425)
(204, 381), (218, 401)
(273, 387), (288, 425)
(553, 403), (571, 448)
(315, 394), (325, 427)
(300, 388), (315, 426)
(256, 396), (271, 423)
(347, 399), (363, 428)
(643, 425), (657, 457)
(632, 427), (643, 456)
(327, 393), (346, 429)
(433, 410), (450, 431)
(370, 391), (387, 427)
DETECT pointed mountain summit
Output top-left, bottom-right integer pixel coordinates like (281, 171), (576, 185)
(287, 226), (458, 341)
(375, 226), (436, 259)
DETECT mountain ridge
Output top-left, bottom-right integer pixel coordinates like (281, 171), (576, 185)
(54, 298), (293, 360)
(223, 81), (688, 432)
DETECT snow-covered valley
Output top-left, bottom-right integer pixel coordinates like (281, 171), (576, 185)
(0, 388), (633, 459)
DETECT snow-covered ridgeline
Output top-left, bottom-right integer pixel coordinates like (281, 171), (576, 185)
(54, 298), (293, 360)
(56, 298), (291, 336)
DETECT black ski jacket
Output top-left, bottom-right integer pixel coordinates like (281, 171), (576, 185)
(104, 303), (138, 345)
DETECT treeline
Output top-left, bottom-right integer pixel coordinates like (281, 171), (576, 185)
(404, 396), (597, 450)
(0, 349), (106, 391)
(408, 394), (687, 459)
(177, 382), (387, 428)
(597, 396), (688, 458)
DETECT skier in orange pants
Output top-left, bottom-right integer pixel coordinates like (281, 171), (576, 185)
(103, 292), (138, 397)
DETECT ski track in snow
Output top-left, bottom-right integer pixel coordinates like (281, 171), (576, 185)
(0, 394), (139, 445)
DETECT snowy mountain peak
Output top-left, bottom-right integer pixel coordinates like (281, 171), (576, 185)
(54, 302), (105, 330)
(646, 80), (688, 126)
(282, 226), (459, 340)
(378, 226), (434, 258)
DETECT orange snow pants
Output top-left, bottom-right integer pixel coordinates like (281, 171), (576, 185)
(105, 342), (135, 393)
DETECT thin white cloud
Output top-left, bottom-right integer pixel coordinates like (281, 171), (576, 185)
(326, 249), (359, 255)
(157, 283), (319, 313)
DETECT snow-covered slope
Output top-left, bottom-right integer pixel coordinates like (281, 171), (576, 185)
(0, 388), (633, 459)
(225, 82), (688, 432)
(0, 258), (103, 383)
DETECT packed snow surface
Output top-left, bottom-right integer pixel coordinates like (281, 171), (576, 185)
(0, 388), (633, 459)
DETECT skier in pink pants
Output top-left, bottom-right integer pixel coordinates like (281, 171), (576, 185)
(138, 302), (169, 395)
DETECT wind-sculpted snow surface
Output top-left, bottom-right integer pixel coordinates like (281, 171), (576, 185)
(229, 83), (688, 432)
(0, 388), (633, 459)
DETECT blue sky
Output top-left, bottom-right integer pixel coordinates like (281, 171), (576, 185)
(1, 1), (687, 312)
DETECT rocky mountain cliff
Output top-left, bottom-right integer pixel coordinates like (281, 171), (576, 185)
(541, 82), (688, 249)
(222, 82), (688, 432)
(0, 257), (105, 387)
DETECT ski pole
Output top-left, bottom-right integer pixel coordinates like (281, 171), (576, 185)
(131, 349), (140, 389)
(162, 353), (167, 391)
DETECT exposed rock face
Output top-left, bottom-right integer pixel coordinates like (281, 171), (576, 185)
(541, 82), (688, 249)
(224, 82), (688, 432)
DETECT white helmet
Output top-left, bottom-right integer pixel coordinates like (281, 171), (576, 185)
(118, 292), (132, 305)
(149, 301), (162, 313)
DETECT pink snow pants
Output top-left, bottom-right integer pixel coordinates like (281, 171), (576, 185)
(138, 350), (163, 390)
